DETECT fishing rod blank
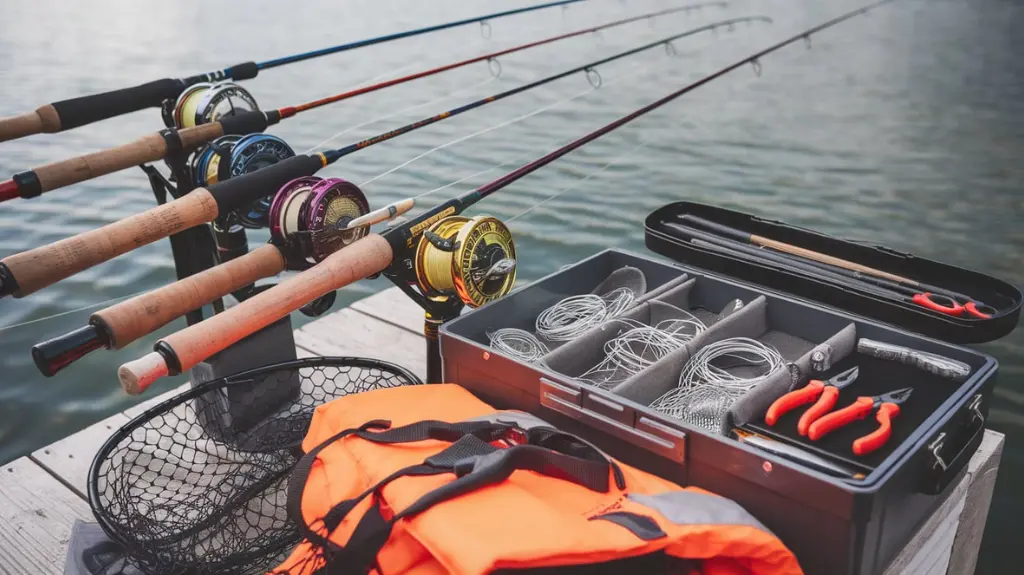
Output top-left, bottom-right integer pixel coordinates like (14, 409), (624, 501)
(0, 0), (588, 144)
(0, 15), (769, 301)
(0, 3), (720, 204)
(117, 0), (900, 395)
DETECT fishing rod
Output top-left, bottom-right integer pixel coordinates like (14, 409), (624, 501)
(0, 15), (770, 302)
(0, 3), (722, 204)
(117, 0), (900, 394)
(32, 185), (414, 377)
(0, 0), (591, 144)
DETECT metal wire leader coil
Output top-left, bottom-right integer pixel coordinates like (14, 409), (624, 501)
(414, 215), (517, 308)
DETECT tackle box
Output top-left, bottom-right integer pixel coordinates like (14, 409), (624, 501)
(437, 203), (1020, 575)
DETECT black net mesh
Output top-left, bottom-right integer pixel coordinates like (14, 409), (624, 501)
(88, 356), (421, 575)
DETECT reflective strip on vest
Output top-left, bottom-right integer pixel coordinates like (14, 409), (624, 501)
(629, 492), (771, 534)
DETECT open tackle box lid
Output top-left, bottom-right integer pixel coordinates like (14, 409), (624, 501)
(644, 201), (1022, 344)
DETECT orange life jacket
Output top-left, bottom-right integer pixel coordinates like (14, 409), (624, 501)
(272, 384), (803, 575)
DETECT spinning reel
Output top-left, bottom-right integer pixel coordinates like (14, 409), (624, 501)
(163, 81), (260, 130)
(268, 176), (371, 268)
(190, 133), (296, 228)
(398, 214), (518, 317)
(265, 176), (373, 316)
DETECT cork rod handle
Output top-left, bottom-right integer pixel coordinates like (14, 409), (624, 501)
(31, 123), (224, 195)
(118, 233), (394, 395)
(1, 189), (219, 297)
(95, 244), (287, 348)
(0, 107), (55, 142)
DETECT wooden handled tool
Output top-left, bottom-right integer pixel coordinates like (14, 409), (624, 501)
(118, 234), (393, 394)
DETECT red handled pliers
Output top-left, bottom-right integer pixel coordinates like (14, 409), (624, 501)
(807, 387), (914, 456)
(764, 366), (859, 436)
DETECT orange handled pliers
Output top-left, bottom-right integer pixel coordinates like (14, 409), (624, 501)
(807, 387), (914, 456)
(764, 366), (859, 436)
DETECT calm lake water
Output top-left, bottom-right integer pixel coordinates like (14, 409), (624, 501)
(0, 0), (1020, 571)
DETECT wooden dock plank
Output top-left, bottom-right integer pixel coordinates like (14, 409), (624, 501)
(30, 413), (132, 499)
(946, 429), (1004, 575)
(350, 286), (426, 334)
(293, 307), (427, 380)
(0, 458), (92, 575)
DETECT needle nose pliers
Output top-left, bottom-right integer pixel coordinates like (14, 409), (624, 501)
(807, 387), (914, 455)
(764, 366), (860, 436)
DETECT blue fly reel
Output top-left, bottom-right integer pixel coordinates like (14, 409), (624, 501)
(190, 133), (296, 228)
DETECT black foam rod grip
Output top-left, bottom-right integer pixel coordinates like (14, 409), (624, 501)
(50, 78), (185, 131)
(218, 110), (275, 136)
(32, 324), (109, 377)
(211, 154), (325, 213)
(226, 62), (260, 81)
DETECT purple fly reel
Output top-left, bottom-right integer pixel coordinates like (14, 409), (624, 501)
(302, 178), (371, 263)
(268, 176), (323, 248)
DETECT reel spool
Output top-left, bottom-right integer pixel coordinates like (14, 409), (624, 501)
(191, 133), (296, 228)
(414, 215), (517, 308)
(167, 81), (260, 129)
(268, 176), (371, 266)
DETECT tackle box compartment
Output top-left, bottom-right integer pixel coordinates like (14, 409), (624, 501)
(438, 247), (999, 575)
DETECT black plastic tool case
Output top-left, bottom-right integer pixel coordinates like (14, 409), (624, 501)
(438, 245), (1005, 575)
(646, 202), (1022, 344)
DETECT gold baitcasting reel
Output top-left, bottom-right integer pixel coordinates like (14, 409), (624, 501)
(414, 215), (517, 308)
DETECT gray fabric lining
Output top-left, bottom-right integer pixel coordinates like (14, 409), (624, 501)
(628, 492), (771, 534)
(634, 271), (690, 305)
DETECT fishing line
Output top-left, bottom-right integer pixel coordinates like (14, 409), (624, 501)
(303, 76), (499, 153)
(357, 54), (676, 191)
(358, 84), (599, 188)
(0, 0), (591, 143)
(578, 316), (706, 389)
(487, 328), (551, 364)
(0, 289), (152, 334)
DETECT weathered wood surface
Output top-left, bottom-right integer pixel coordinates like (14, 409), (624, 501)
(0, 458), (93, 574)
(0, 286), (1003, 575)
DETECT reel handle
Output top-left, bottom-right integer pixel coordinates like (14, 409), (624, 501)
(118, 233), (393, 395)
(345, 198), (415, 229)
(0, 189), (219, 298)
(0, 107), (58, 143)
(1, 123), (226, 202)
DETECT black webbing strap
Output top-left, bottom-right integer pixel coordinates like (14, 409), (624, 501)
(332, 443), (622, 575)
(286, 419), (514, 548)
